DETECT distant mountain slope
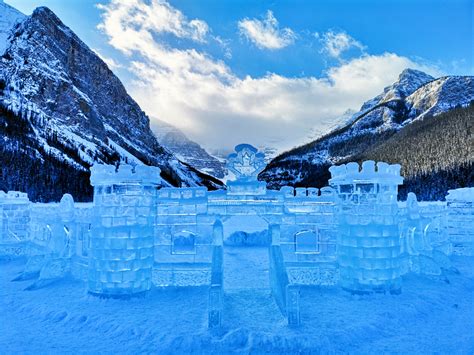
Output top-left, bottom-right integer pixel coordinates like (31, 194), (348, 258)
(346, 104), (473, 200)
(0, 6), (223, 201)
(153, 119), (226, 178)
(260, 69), (474, 200)
(0, 0), (25, 55)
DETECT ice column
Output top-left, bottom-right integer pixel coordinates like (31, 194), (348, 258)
(329, 161), (403, 294)
(88, 164), (161, 297)
(0, 191), (30, 243)
(446, 187), (474, 255)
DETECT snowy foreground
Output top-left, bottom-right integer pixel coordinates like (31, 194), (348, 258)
(1, 247), (473, 353)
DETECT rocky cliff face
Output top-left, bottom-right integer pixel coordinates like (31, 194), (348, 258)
(260, 69), (474, 200)
(0, 6), (223, 201)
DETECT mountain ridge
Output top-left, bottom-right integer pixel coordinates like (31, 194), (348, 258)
(0, 6), (223, 201)
(152, 119), (226, 179)
(260, 69), (474, 200)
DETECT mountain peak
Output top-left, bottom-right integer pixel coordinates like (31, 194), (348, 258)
(386, 68), (434, 99)
(32, 6), (59, 21)
(396, 68), (434, 91)
(398, 68), (433, 80)
(359, 68), (435, 112)
(0, 5), (223, 201)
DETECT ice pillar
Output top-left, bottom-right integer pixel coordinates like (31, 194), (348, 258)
(87, 164), (161, 298)
(0, 191), (30, 243)
(329, 161), (403, 294)
(446, 187), (474, 255)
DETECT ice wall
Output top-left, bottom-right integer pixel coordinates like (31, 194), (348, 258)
(88, 164), (161, 297)
(329, 161), (403, 294)
(446, 187), (474, 255)
(154, 187), (214, 286)
(0, 191), (30, 244)
(279, 186), (339, 286)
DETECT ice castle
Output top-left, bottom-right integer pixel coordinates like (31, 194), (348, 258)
(1, 144), (473, 327)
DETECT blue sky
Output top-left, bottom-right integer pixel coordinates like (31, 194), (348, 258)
(5, 0), (473, 152)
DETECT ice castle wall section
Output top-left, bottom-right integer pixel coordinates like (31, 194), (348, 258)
(154, 187), (214, 286)
(279, 186), (339, 286)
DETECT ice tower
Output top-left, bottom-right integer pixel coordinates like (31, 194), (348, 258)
(329, 161), (403, 294)
(87, 164), (161, 297)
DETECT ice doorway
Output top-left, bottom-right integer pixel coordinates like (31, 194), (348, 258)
(221, 215), (271, 291)
(222, 214), (270, 247)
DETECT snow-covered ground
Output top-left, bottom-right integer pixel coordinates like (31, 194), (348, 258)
(1, 249), (473, 353)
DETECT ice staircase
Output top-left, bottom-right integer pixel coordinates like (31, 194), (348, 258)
(222, 246), (285, 327)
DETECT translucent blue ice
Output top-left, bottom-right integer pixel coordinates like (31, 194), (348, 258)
(1, 144), (472, 328)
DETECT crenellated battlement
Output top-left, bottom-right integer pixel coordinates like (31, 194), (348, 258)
(446, 187), (474, 202)
(328, 160), (403, 185)
(279, 186), (336, 199)
(158, 187), (208, 201)
(90, 164), (162, 186)
(0, 191), (29, 203)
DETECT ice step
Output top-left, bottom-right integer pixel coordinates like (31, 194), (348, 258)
(223, 289), (286, 328)
(223, 289), (286, 329)
(223, 246), (270, 290)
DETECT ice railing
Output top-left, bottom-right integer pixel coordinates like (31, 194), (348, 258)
(0, 191), (93, 258)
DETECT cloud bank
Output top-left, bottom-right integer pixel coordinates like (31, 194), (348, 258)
(98, 1), (440, 153)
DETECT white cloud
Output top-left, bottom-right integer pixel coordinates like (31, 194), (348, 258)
(238, 10), (295, 50)
(98, 1), (441, 153)
(317, 30), (366, 60)
(97, 0), (209, 45)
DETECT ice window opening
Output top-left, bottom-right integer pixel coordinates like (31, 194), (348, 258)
(171, 231), (197, 255)
(294, 230), (320, 254)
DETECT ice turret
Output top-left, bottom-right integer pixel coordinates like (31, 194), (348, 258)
(87, 164), (161, 298)
(329, 161), (403, 294)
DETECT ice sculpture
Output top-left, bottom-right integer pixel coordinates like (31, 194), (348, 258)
(226, 143), (267, 195)
(227, 143), (266, 181)
(87, 164), (161, 298)
(329, 161), (403, 294)
(402, 193), (427, 255)
(2, 143), (473, 329)
(398, 192), (448, 276)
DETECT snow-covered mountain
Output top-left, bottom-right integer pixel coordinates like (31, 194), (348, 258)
(0, 6), (223, 201)
(0, 0), (25, 55)
(152, 119), (226, 178)
(260, 69), (474, 200)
